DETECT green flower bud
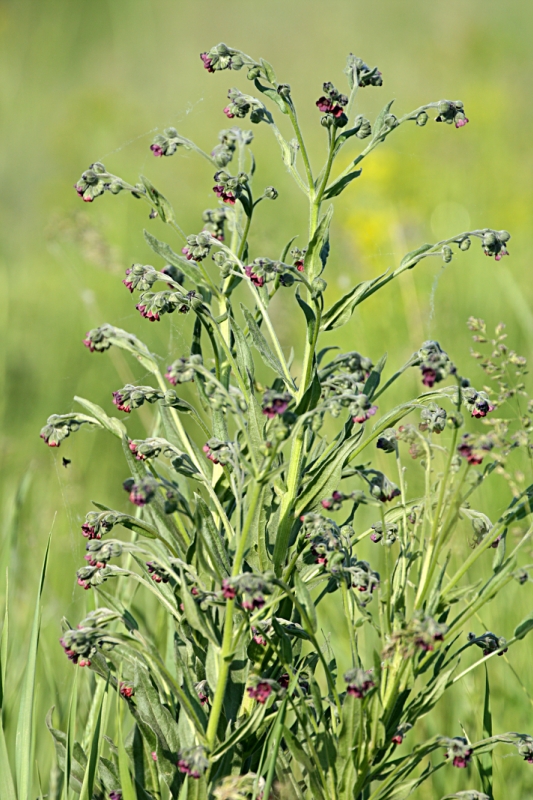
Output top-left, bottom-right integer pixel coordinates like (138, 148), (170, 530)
(442, 245), (453, 263)
(264, 186), (278, 200)
(277, 84), (291, 100)
(459, 237), (471, 251)
(247, 65), (262, 80)
(416, 111), (428, 126)
(356, 118), (372, 139)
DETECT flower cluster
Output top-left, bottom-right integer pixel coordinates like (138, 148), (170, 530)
(244, 257), (288, 287)
(211, 127), (253, 167)
(462, 386), (495, 418)
(344, 53), (383, 88)
(316, 82), (348, 128)
(343, 668), (375, 698)
(290, 246), (306, 271)
(74, 162), (127, 202)
(320, 490), (366, 511)
(223, 87), (268, 123)
(415, 340), (455, 388)
(441, 736), (473, 768)
(40, 413), (97, 448)
(222, 573), (273, 610)
(122, 263), (159, 293)
(136, 289), (198, 321)
(362, 469), (401, 502)
(467, 630), (508, 657)
(123, 477), (156, 507)
(419, 403), (447, 433)
(59, 609), (118, 667)
(203, 438), (233, 466)
(457, 432), (494, 465)
(340, 558), (381, 605)
(82, 323), (117, 353)
(177, 746), (209, 779)
(300, 513), (348, 564)
(202, 207), (228, 241)
(435, 100), (469, 128)
(213, 169), (248, 205)
(150, 127), (188, 157)
(146, 561), (171, 583)
(383, 614), (447, 659)
(247, 679), (276, 704)
(370, 520), (398, 545)
(84, 539), (122, 568)
(166, 354), (202, 385)
(351, 393), (378, 424)
(182, 231), (213, 262)
(112, 384), (162, 413)
(82, 510), (122, 539)
(262, 390), (292, 418)
(200, 43), (246, 73)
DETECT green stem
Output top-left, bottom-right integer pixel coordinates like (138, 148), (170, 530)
(205, 482), (264, 749)
(286, 103), (314, 193)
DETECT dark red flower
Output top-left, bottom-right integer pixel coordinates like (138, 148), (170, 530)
(247, 681), (272, 704)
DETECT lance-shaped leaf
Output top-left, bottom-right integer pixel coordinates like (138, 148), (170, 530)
(323, 168), (362, 199)
(254, 79), (288, 113)
(15, 533), (50, 800)
(75, 397), (127, 439)
(321, 270), (388, 331)
(241, 305), (289, 385)
(304, 205), (333, 281)
(143, 229), (208, 287)
(139, 175), (176, 225)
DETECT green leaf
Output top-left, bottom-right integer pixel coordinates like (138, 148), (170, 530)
(260, 58), (277, 83)
(514, 609), (533, 640)
(283, 726), (326, 799)
(46, 705), (87, 794)
(0, 570), (8, 713)
(295, 290), (316, 344)
(195, 496), (231, 577)
(74, 397), (127, 439)
(0, 715), (16, 800)
(294, 571), (317, 633)
(372, 99), (395, 141)
(304, 205), (333, 281)
(254, 79), (288, 113)
(476, 666), (494, 799)
(363, 353), (387, 399)
(143, 229), (206, 287)
(79, 680), (108, 800)
(139, 175), (176, 225)
(320, 270), (388, 332)
(400, 243), (433, 269)
(179, 569), (219, 646)
(15, 532), (50, 800)
(116, 685), (137, 800)
(241, 305), (288, 383)
(323, 169), (362, 199)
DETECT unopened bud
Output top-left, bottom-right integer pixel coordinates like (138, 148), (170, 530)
(416, 111), (428, 126)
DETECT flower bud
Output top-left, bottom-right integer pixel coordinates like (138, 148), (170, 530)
(459, 236), (471, 251)
(442, 245), (453, 263)
(356, 118), (372, 139)
(264, 186), (278, 199)
(416, 111), (428, 126)
(277, 84), (291, 99)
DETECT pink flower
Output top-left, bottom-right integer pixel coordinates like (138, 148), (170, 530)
(150, 144), (164, 157)
(352, 406), (377, 424)
(247, 681), (272, 704)
(200, 52), (215, 72)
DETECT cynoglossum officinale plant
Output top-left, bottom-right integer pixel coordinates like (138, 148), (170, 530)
(42, 42), (533, 800)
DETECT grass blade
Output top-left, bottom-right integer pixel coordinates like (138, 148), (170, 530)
(15, 531), (51, 800)
(0, 569), (8, 716)
(79, 678), (108, 800)
(476, 665), (494, 800)
(0, 713), (17, 800)
(117, 679), (137, 800)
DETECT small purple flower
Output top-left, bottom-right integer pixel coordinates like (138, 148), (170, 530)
(421, 367), (437, 387)
(109, 792), (122, 800)
(119, 682), (134, 698)
(200, 52), (215, 72)
(213, 184), (236, 205)
(352, 406), (377, 424)
(247, 681), (272, 704)
(150, 143), (164, 157)
(136, 303), (160, 322)
(112, 392), (131, 413)
(262, 390), (292, 418)
(222, 579), (237, 600)
(252, 627), (267, 646)
(177, 746), (209, 779)
(244, 265), (264, 287)
(344, 667), (375, 699)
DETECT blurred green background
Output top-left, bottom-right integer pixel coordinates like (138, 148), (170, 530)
(2, 0), (533, 796)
